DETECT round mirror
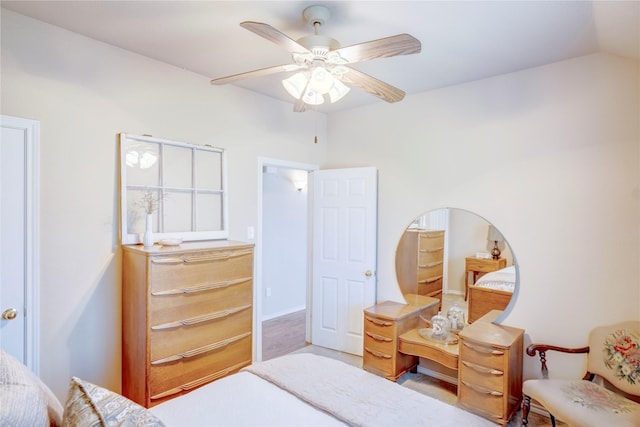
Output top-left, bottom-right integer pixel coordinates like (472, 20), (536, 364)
(395, 208), (517, 324)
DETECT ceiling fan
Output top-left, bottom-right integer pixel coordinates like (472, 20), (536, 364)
(210, 5), (421, 112)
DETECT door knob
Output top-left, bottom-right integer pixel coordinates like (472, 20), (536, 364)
(2, 308), (18, 320)
(364, 270), (373, 277)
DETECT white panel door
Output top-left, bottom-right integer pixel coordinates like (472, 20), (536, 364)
(311, 167), (377, 355)
(0, 115), (39, 372)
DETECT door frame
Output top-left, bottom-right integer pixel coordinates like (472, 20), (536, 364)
(255, 157), (318, 362)
(0, 115), (40, 373)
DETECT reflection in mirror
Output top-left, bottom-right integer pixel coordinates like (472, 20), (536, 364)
(395, 208), (517, 324)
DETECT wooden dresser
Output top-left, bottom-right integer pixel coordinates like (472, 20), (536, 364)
(363, 295), (439, 381)
(457, 311), (524, 425)
(396, 229), (445, 307)
(122, 240), (254, 407)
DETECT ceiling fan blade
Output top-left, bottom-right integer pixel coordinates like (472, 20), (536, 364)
(210, 64), (303, 85)
(293, 98), (307, 113)
(240, 21), (310, 54)
(333, 34), (421, 64)
(340, 67), (405, 103)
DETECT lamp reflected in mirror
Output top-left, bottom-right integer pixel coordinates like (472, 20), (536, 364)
(395, 208), (518, 325)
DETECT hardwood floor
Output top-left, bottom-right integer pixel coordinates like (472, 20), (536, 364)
(262, 297), (563, 426)
(261, 309), (308, 361)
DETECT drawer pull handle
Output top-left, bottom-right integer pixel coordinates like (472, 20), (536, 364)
(462, 341), (504, 355)
(151, 304), (252, 330)
(461, 380), (503, 396)
(365, 317), (393, 327)
(150, 248), (253, 265)
(418, 275), (443, 284)
(152, 277), (251, 296)
(461, 360), (504, 376)
(364, 347), (392, 359)
(151, 360), (250, 400)
(418, 261), (443, 268)
(151, 331), (251, 365)
(365, 331), (392, 342)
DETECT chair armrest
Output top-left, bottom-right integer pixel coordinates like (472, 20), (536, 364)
(526, 344), (590, 379)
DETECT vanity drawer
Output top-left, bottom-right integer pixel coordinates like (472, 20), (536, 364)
(460, 340), (506, 371)
(364, 329), (395, 354)
(363, 345), (394, 377)
(363, 314), (396, 338)
(458, 379), (504, 420)
(417, 262), (443, 282)
(459, 360), (505, 392)
(417, 276), (443, 297)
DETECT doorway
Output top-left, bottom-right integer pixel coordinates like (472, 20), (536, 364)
(256, 158), (318, 361)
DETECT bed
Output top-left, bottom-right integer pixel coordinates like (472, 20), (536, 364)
(467, 265), (516, 323)
(2, 348), (495, 426)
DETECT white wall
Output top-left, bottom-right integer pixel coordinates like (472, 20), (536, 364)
(262, 168), (308, 319)
(326, 52), (640, 379)
(2, 7), (639, 402)
(1, 9), (327, 400)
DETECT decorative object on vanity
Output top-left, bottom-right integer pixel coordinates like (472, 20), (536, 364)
(210, 5), (421, 112)
(121, 240), (254, 407)
(522, 321), (640, 427)
(362, 295), (439, 381)
(447, 303), (466, 332)
(119, 133), (228, 245)
(486, 224), (504, 260)
(457, 311), (524, 426)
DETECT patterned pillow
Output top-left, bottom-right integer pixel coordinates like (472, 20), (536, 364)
(62, 377), (165, 426)
(0, 349), (63, 427)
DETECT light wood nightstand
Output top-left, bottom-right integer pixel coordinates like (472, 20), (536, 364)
(464, 257), (507, 301)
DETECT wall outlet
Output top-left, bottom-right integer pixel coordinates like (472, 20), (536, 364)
(265, 287), (272, 297)
(247, 226), (255, 240)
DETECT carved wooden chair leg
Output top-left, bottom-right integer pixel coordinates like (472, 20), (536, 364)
(521, 395), (531, 426)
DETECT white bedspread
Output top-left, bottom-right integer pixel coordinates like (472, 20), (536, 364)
(152, 353), (494, 427)
(474, 265), (516, 293)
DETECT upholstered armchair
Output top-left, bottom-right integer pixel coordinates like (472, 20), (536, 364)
(522, 321), (640, 427)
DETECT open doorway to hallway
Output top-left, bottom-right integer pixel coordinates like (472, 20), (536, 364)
(256, 159), (318, 361)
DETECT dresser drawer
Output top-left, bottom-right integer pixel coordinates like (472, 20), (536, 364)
(150, 305), (252, 361)
(417, 262), (443, 282)
(459, 359), (505, 392)
(149, 279), (252, 325)
(460, 340), (506, 371)
(149, 332), (252, 401)
(417, 276), (443, 296)
(149, 247), (253, 293)
(419, 232), (444, 250)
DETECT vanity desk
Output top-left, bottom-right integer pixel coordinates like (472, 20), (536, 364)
(364, 304), (523, 426)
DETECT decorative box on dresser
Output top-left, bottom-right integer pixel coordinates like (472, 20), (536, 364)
(363, 294), (439, 381)
(395, 229), (445, 307)
(122, 240), (254, 408)
(457, 311), (524, 425)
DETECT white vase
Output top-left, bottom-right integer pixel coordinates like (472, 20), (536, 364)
(143, 213), (154, 248)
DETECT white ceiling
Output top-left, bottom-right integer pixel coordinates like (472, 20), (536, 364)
(2, 1), (639, 114)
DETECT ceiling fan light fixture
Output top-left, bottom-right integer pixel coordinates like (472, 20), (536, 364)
(309, 67), (334, 94)
(302, 88), (324, 105)
(328, 79), (350, 103)
(282, 72), (308, 99)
